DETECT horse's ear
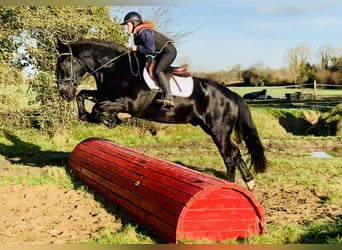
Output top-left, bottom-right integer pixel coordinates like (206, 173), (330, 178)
(56, 37), (68, 53)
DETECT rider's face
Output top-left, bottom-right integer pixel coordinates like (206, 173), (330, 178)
(125, 22), (134, 33)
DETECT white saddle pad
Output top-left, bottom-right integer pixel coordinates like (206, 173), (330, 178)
(143, 68), (194, 97)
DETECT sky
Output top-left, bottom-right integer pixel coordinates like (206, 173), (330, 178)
(111, 0), (342, 71)
(5, 0), (342, 72)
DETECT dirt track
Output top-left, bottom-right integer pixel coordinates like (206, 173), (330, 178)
(254, 184), (341, 226)
(0, 184), (122, 244)
(0, 179), (340, 243)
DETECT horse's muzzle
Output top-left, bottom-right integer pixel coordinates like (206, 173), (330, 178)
(60, 92), (73, 102)
(59, 86), (76, 102)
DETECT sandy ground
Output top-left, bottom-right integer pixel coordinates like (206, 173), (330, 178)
(0, 184), (122, 244)
(0, 179), (340, 244)
(254, 184), (341, 226)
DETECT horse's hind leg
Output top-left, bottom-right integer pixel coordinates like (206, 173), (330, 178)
(206, 125), (255, 190)
(223, 141), (255, 190)
(89, 104), (121, 128)
(235, 157), (254, 190)
(91, 99), (131, 128)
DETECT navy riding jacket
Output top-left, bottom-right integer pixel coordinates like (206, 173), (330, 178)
(134, 29), (155, 56)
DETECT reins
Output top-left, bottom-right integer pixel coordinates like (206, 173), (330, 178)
(87, 50), (131, 77)
(58, 45), (138, 87)
(128, 51), (140, 77)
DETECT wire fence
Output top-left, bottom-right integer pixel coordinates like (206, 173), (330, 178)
(230, 82), (342, 100)
(229, 82), (342, 110)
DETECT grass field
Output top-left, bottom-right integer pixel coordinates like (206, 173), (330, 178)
(0, 84), (341, 244)
(229, 86), (342, 99)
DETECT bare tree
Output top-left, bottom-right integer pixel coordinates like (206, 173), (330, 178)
(316, 44), (342, 84)
(329, 46), (342, 72)
(285, 44), (312, 84)
(317, 44), (336, 69)
(176, 54), (193, 71)
(316, 44), (334, 84)
(112, 6), (196, 45)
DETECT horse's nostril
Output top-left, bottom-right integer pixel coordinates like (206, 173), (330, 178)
(61, 92), (70, 101)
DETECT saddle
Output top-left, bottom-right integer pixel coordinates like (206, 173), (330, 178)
(146, 61), (190, 81)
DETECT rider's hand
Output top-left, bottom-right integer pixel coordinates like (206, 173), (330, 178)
(131, 45), (137, 52)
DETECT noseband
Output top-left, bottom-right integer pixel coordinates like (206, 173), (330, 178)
(58, 44), (88, 88)
(58, 44), (132, 88)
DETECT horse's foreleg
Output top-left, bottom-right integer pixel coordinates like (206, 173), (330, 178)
(76, 90), (99, 121)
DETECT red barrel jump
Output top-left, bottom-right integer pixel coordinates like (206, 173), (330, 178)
(69, 138), (266, 242)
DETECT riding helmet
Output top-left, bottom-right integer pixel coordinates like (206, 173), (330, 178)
(121, 11), (143, 25)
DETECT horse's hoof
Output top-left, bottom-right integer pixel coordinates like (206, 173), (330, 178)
(79, 114), (88, 121)
(103, 121), (116, 129)
(102, 118), (119, 129)
(98, 100), (113, 112)
(246, 180), (255, 191)
(117, 112), (132, 122)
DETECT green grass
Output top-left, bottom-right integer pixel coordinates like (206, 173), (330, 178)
(178, 220), (342, 244)
(0, 165), (74, 188)
(259, 156), (342, 200)
(241, 220), (342, 244)
(86, 224), (157, 244)
(0, 84), (37, 110)
(229, 86), (342, 99)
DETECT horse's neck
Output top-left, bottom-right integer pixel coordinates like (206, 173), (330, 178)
(75, 42), (122, 68)
(76, 44), (146, 90)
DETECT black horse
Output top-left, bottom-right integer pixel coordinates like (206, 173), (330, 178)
(56, 38), (267, 190)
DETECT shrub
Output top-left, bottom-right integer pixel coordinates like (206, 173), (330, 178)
(29, 72), (77, 136)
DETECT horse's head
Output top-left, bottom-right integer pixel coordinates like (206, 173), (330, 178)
(56, 38), (87, 101)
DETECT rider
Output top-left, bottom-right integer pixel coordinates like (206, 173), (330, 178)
(121, 11), (176, 108)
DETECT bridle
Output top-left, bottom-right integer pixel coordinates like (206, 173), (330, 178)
(58, 44), (87, 88)
(57, 44), (133, 88)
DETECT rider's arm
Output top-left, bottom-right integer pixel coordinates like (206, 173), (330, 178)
(136, 29), (155, 56)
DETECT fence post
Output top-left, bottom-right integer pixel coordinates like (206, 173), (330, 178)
(313, 80), (317, 100)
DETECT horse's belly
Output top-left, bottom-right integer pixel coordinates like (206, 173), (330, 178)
(142, 108), (194, 124)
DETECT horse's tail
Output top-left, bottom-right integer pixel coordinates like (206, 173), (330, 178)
(235, 95), (267, 173)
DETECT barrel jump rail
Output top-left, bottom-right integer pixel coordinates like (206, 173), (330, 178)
(69, 138), (266, 243)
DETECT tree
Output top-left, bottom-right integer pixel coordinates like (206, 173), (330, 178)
(2, 6), (127, 72)
(0, 7), (26, 85)
(112, 6), (195, 44)
(0, 7), (20, 60)
(315, 44), (342, 84)
(329, 47), (342, 72)
(317, 44), (334, 70)
(0, 6), (128, 135)
(285, 45), (312, 84)
(176, 55), (193, 71)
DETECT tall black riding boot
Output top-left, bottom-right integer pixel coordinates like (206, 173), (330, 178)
(155, 72), (175, 108)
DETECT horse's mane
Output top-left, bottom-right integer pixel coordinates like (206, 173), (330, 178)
(70, 39), (127, 53)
